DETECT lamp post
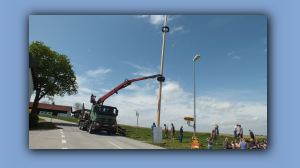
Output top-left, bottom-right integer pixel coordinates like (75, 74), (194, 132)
(193, 54), (200, 137)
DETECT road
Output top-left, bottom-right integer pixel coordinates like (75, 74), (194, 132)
(29, 117), (164, 149)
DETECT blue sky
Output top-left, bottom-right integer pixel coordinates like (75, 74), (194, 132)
(29, 15), (267, 135)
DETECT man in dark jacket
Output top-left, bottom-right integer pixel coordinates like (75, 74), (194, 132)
(179, 126), (183, 142)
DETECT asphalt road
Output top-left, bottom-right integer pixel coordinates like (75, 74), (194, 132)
(29, 117), (164, 149)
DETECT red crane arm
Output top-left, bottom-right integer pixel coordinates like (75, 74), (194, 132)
(97, 74), (163, 104)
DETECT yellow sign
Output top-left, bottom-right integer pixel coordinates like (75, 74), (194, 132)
(191, 136), (200, 149)
(184, 117), (194, 121)
(29, 109), (32, 114)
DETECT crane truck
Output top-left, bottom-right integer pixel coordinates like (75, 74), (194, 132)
(78, 74), (165, 135)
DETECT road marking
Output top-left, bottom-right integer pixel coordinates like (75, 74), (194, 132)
(60, 132), (64, 134)
(107, 141), (123, 149)
(61, 135), (65, 138)
(62, 148), (68, 149)
(59, 129), (62, 132)
(62, 140), (66, 143)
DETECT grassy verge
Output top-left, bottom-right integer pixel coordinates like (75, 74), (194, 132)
(118, 125), (267, 149)
(38, 114), (79, 123)
(29, 117), (57, 130)
(36, 115), (267, 149)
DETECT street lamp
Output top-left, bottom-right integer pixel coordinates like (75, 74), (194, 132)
(193, 54), (200, 137)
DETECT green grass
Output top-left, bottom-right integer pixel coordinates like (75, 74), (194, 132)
(36, 115), (267, 149)
(118, 125), (267, 149)
(29, 117), (57, 130)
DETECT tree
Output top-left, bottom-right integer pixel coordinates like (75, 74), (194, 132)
(73, 102), (83, 111)
(29, 41), (78, 125)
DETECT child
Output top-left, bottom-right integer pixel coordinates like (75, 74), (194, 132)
(231, 141), (235, 149)
(206, 137), (213, 149)
(235, 140), (239, 149)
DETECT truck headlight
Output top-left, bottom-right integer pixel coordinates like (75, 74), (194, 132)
(112, 125), (115, 127)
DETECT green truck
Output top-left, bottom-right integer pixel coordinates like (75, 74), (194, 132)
(78, 104), (118, 134)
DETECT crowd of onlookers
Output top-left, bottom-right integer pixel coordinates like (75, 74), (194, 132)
(205, 124), (267, 149)
(151, 122), (267, 149)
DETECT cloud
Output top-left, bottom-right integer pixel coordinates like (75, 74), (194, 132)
(156, 81), (192, 103)
(170, 26), (184, 34)
(126, 62), (159, 77)
(76, 75), (87, 86)
(135, 15), (149, 18)
(264, 49), (267, 52)
(78, 87), (98, 94)
(149, 15), (165, 26)
(86, 67), (111, 77)
(228, 51), (234, 55)
(232, 56), (240, 60)
(136, 15), (179, 27)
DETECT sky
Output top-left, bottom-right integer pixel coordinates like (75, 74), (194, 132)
(29, 15), (267, 135)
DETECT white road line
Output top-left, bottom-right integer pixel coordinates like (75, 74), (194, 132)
(62, 148), (68, 149)
(61, 135), (65, 138)
(62, 140), (66, 143)
(60, 132), (64, 134)
(59, 129), (62, 132)
(107, 141), (123, 149)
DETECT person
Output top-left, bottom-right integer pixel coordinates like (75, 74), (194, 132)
(151, 122), (156, 140)
(249, 129), (255, 140)
(211, 127), (218, 145)
(262, 143), (267, 149)
(91, 94), (96, 104)
(164, 124), (168, 138)
(239, 138), (248, 149)
(215, 124), (219, 136)
(238, 125), (243, 139)
(206, 137), (213, 149)
(179, 126), (183, 143)
(249, 139), (256, 149)
(235, 140), (239, 149)
(231, 141), (235, 149)
(255, 140), (260, 149)
(223, 138), (230, 149)
(171, 123), (175, 140)
(233, 124), (238, 140)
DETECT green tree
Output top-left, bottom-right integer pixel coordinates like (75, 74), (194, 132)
(29, 41), (78, 125)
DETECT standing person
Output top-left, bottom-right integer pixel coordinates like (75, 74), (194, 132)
(171, 123), (175, 140)
(151, 122), (156, 141)
(211, 127), (218, 145)
(239, 139), (248, 149)
(206, 137), (213, 149)
(179, 126), (183, 143)
(164, 124), (168, 138)
(215, 124), (219, 136)
(239, 125), (243, 139)
(249, 129), (255, 141)
(233, 124), (238, 140)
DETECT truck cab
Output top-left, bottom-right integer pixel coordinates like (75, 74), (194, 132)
(88, 104), (118, 134)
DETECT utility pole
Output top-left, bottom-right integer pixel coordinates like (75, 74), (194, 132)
(157, 15), (168, 127)
(136, 111), (139, 135)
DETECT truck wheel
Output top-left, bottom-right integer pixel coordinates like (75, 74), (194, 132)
(89, 124), (93, 134)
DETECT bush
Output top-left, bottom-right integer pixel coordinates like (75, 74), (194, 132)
(29, 112), (39, 127)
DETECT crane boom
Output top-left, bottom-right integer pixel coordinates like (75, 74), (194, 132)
(97, 74), (165, 105)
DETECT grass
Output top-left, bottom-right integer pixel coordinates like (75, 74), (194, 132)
(117, 125), (268, 149)
(38, 114), (79, 123)
(37, 115), (267, 149)
(29, 117), (57, 130)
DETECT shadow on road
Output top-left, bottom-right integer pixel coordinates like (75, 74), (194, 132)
(53, 122), (78, 128)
